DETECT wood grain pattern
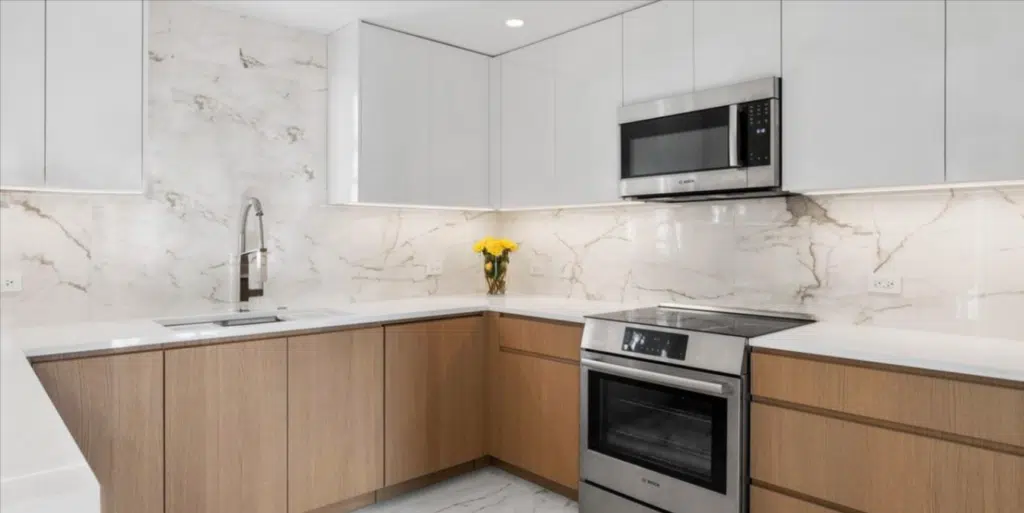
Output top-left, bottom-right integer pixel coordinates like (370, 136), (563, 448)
(492, 348), (580, 491)
(384, 316), (485, 486)
(33, 352), (164, 513)
(165, 338), (288, 513)
(751, 403), (1024, 513)
(289, 328), (384, 513)
(750, 486), (844, 513)
(497, 315), (582, 362)
(752, 352), (1024, 449)
(306, 492), (376, 513)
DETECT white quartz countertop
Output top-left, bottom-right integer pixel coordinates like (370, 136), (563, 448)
(752, 321), (1024, 383)
(10, 295), (641, 359)
(0, 338), (99, 513)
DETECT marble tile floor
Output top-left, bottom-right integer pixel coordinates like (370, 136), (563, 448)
(355, 467), (578, 513)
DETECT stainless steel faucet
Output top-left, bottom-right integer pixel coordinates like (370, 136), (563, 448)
(236, 196), (267, 310)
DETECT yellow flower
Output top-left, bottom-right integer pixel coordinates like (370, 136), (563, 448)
(485, 240), (505, 256)
(472, 240), (485, 253)
(501, 239), (519, 252)
(484, 262), (493, 272)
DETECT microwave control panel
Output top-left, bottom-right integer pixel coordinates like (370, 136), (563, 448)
(622, 327), (689, 360)
(741, 99), (773, 167)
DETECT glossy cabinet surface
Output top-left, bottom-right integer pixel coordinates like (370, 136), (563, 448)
(329, 23), (489, 208)
(0, 0), (46, 189)
(694, 0), (781, 90)
(45, 0), (145, 192)
(500, 18), (622, 208)
(946, 0), (1024, 184)
(781, 0), (945, 192)
(623, 0), (695, 104)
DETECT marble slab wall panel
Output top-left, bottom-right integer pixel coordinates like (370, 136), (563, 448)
(500, 187), (1024, 340)
(0, 2), (495, 327)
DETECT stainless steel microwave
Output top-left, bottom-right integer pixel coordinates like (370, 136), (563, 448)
(618, 77), (781, 201)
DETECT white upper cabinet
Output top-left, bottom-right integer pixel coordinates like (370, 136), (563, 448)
(553, 18), (622, 205)
(781, 0), (945, 192)
(0, 0), (46, 189)
(694, 0), (780, 90)
(327, 23), (490, 208)
(946, 1), (1024, 184)
(45, 0), (145, 192)
(623, 0), (694, 104)
(500, 18), (622, 209)
(499, 39), (556, 208)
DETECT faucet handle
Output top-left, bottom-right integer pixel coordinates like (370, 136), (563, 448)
(250, 249), (268, 290)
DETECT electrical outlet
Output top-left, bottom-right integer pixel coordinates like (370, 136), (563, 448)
(426, 261), (443, 276)
(529, 264), (545, 277)
(869, 274), (902, 295)
(1, 272), (23, 293)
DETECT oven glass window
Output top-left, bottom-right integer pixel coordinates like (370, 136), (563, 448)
(588, 371), (728, 494)
(621, 105), (731, 178)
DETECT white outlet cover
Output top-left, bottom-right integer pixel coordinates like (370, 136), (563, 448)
(529, 264), (545, 277)
(1, 272), (23, 293)
(869, 275), (902, 295)
(425, 261), (443, 276)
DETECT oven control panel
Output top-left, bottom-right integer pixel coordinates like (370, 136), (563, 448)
(622, 327), (689, 360)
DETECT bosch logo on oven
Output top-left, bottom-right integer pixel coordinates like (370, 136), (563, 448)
(641, 477), (661, 488)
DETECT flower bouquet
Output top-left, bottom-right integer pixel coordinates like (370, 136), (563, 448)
(472, 237), (518, 295)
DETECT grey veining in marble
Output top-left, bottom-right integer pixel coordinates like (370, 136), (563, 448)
(356, 468), (577, 513)
(500, 187), (1024, 340)
(0, 1), (496, 327)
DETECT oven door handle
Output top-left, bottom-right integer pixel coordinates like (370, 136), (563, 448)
(581, 359), (733, 397)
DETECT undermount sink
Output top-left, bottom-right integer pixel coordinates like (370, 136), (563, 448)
(156, 308), (349, 331)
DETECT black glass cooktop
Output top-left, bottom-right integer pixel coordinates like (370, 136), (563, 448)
(590, 306), (813, 338)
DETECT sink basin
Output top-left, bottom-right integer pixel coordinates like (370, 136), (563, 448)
(156, 308), (349, 331)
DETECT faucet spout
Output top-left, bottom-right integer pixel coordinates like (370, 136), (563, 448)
(236, 196), (267, 310)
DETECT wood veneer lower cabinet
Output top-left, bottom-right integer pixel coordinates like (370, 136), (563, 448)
(384, 316), (485, 486)
(34, 352), (164, 513)
(750, 486), (842, 513)
(491, 325), (580, 491)
(751, 403), (1024, 513)
(289, 328), (384, 513)
(165, 338), (288, 513)
(497, 315), (582, 362)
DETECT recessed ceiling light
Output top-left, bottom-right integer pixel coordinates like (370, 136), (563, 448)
(505, 19), (524, 28)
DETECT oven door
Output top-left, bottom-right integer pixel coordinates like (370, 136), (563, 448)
(580, 351), (744, 513)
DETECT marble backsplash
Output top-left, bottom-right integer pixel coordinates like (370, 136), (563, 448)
(500, 187), (1024, 339)
(0, 1), (495, 327)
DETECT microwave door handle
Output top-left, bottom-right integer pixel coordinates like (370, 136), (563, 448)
(728, 103), (740, 168)
(581, 359), (732, 397)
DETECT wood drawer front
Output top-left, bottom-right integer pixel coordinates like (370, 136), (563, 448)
(497, 315), (582, 362)
(750, 486), (841, 513)
(751, 403), (1024, 513)
(752, 351), (1024, 448)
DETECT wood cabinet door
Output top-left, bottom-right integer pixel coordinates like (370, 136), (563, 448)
(781, 0), (945, 192)
(493, 349), (580, 490)
(288, 328), (384, 513)
(946, 0), (1024, 183)
(34, 352), (164, 513)
(165, 339), (287, 513)
(384, 317), (485, 485)
(0, 0), (45, 188)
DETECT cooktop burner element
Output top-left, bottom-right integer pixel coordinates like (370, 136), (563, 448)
(589, 303), (814, 338)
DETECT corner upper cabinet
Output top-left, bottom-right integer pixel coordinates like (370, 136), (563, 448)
(327, 22), (489, 208)
(45, 0), (146, 192)
(500, 18), (622, 208)
(781, 0), (945, 192)
(0, 0), (46, 189)
(623, 0), (694, 105)
(946, 1), (1024, 184)
(693, 0), (781, 90)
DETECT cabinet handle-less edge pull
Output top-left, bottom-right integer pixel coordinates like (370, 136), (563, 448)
(581, 359), (731, 397)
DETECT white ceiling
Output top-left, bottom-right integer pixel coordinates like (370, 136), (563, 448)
(199, 1), (652, 56)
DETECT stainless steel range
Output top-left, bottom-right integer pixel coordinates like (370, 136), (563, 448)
(579, 304), (814, 513)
